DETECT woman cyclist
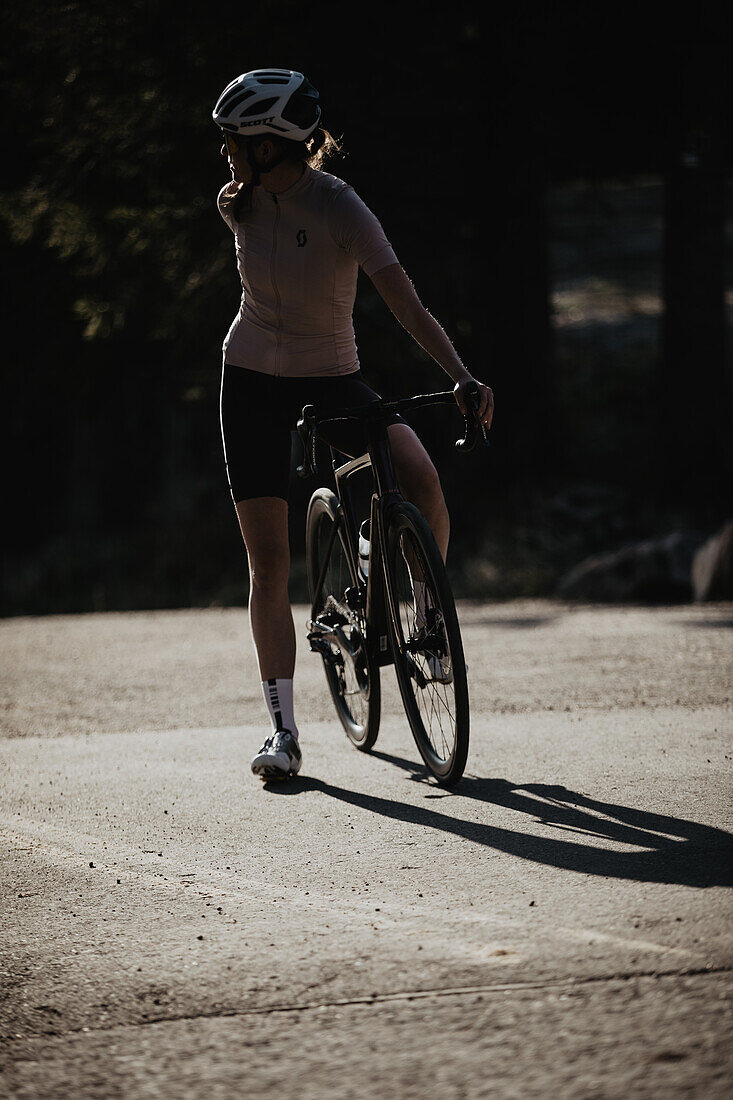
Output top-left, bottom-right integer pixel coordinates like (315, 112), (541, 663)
(213, 69), (493, 781)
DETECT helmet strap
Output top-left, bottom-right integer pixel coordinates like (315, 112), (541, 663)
(249, 137), (292, 181)
(244, 141), (261, 187)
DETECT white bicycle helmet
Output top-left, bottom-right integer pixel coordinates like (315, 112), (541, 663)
(212, 69), (321, 141)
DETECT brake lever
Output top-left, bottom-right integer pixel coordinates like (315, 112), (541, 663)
(455, 382), (490, 453)
(296, 405), (318, 478)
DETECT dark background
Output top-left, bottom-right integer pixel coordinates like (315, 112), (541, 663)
(1, 2), (730, 615)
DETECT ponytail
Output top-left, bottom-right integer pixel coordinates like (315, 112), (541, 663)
(304, 127), (343, 170)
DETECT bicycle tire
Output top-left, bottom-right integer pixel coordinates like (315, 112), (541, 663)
(385, 501), (469, 785)
(306, 488), (380, 751)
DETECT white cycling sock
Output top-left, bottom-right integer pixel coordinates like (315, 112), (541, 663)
(261, 678), (298, 739)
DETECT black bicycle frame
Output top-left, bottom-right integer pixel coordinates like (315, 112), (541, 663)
(329, 410), (404, 667)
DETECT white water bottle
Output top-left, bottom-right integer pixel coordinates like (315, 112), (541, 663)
(358, 520), (371, 579)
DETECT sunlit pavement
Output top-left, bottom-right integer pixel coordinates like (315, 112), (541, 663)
(1, 601), (731, 1097)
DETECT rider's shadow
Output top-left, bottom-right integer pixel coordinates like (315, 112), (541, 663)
(267, 753), (733, 889)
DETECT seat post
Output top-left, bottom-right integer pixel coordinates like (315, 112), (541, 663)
(366, 413), (400, 499)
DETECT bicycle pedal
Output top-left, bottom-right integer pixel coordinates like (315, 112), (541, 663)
(307, 634), (332, 656)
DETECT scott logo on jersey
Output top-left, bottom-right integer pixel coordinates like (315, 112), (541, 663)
(296, 229), (307, 247)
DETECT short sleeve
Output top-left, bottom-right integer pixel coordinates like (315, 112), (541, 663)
(217, 182), (239, 233)
(328, 187), (398, 276)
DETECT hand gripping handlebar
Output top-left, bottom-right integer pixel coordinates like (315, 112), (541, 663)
(454, 380), (491, 453)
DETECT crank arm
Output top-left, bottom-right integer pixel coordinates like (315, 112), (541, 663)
(308, 618), (368, 690)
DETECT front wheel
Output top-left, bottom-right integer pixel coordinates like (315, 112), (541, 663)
(306, 489), (380, 751)
(386, 502), (469, 786)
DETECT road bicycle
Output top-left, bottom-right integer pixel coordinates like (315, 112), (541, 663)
(297, 384), (488, 787)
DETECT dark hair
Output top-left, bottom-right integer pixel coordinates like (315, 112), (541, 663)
(232, 126), (343, 221)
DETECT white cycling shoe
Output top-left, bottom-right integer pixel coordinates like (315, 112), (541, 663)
(426, 653), (454, 684)
(251, 730), (302, 780)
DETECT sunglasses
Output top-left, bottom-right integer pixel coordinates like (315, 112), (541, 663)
(221, 131), (246, 156)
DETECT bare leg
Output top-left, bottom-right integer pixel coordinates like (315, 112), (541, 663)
(388, 423), (450, 560)
(235, 497), (295, 680)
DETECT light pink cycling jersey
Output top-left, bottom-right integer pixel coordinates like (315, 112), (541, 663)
(218, 166), (398, 377)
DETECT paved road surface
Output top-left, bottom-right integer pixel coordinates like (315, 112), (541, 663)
(1, 601), (731, 1097)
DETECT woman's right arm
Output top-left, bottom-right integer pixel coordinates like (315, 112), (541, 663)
(217, 181), (241, 231)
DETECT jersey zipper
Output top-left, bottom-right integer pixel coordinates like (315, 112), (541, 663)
(270, 193), (282, 376)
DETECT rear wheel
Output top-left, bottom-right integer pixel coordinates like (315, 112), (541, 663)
(306, 489), (380, 750)
(386, 502), (469, 785)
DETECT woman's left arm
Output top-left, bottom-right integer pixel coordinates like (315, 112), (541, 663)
(370, 262), (493, 429)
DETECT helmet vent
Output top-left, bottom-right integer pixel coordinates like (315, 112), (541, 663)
(240, 96), (278, 118)
(218, 87), (256, 114)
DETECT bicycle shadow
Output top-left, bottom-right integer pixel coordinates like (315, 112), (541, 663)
(265, 752), (733, 888)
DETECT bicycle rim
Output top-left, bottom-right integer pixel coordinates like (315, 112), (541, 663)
(306, 491), (380, 750)
(387, 503), (468, 784)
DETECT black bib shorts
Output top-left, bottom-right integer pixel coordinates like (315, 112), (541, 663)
(220, 362), (403, 504)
